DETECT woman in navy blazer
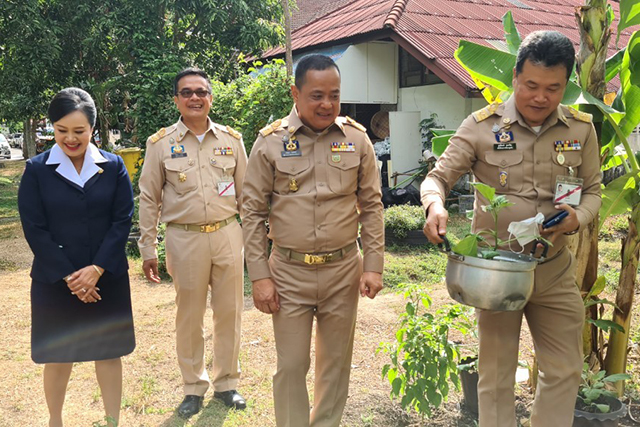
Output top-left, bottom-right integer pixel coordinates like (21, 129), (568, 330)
(18, 88), (135, 427)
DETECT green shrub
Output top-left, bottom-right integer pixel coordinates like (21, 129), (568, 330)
(384, 205), (425, 239)
(210, 59), (293, 154)
(379, 283), (473, 417)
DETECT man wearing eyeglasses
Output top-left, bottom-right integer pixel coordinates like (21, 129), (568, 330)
(138, 67), (248, 418)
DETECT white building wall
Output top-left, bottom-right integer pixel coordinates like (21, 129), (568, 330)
(398, 84), (486, 128)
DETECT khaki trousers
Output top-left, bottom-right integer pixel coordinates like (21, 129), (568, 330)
(269, 246), (363, 427)
(165, 220), (244, 396)
(477, 247), (584, 427)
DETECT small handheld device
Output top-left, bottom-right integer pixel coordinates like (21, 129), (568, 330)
(543, 210), (569, 229)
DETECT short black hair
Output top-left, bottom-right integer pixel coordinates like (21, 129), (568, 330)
(515, 31), (575, 80)
(173, 67), (212, 95)
(294, 54), (340, 88)
(48, 87), (97, 127)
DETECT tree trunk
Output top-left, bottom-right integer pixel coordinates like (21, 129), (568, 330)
(604, 205), (640, 395)
(573, 0), (611, 366)
(23, 119), (38, 159)
(282, 0), (293, 77)
(566, 221), (599, 358)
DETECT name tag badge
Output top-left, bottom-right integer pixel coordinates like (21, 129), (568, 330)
(218, 181), (235, 196)
(554, 176), (583, 206)
(494, 143), (516, 150)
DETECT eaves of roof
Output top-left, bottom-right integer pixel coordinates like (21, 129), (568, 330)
(263, 0), (635, 97)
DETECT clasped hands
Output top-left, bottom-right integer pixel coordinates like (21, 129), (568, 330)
(65, 265), (104, 303)
(251, 272), (383, 314)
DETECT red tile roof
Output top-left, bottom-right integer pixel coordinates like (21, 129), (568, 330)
(263, 0), (636, 96)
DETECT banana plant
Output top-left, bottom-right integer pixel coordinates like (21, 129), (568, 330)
(453, 1), (640, 393)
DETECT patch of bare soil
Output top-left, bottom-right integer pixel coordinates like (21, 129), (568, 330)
(1, 258), (638, 426)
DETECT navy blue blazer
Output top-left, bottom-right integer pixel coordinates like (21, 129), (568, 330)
(18, 149), (134, 284)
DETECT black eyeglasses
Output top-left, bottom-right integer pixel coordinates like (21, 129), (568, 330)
(178, 89), (211, 98)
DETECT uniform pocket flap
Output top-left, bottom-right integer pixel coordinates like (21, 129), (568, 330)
(327, 154), (360, 171)
(210, 157), (237, 170)
(164, 160), (193, 172)
(485, 151), (523, 168)
(275, 158), (310, 175)
(551, 152), (582, 167)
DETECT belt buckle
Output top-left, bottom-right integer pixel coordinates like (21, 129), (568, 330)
(304, 254), (331, 264)
(201, 223), (220, 233)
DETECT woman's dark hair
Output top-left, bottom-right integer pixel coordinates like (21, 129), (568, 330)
(294, 54), (341, 89)
(515, 31), (575, 80)
(48, 87), (97, 127)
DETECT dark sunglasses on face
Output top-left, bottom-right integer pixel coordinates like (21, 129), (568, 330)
(178, 89), (211, 98)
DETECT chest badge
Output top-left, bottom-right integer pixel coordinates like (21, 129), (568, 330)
(332, 154), (341, 163)
(171, 145), (187, 158)
(289, 178), (299, 192)
(499, 171), (508, 187)
(496, 131), (514, 143)
(554, 140), (581, 152)
(282, 138), (301, 157)
(214, 147), (234, 156)
(331, 142), (356, 152)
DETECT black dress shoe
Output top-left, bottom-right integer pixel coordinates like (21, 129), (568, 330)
(214, 390), (246, 410)
(177, 395), (204, 418)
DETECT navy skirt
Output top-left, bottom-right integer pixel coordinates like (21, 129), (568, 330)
(31, 271), (135, 363)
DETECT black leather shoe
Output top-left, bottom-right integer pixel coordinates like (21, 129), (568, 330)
(214, 390), (246, 410)
(177, 395), (204, 418)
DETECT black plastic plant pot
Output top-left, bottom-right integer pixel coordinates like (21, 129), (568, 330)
(459, 356), (479, 416)
(573, 396), (627, 427)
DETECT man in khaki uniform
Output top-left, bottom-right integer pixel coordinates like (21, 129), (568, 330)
(138, 68), (248, 418)
(242, 54), (384, 427)
(422, 31), (601, 426)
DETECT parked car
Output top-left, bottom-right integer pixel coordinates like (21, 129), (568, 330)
(0, 135), (11, 159)
(11, 133), (23, 148)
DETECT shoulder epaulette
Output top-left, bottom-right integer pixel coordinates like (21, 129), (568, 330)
(226, 125), (242, 140)
(149, 128), (166, 144)
(568, 107), (592, 123)
(472, 102), (501, 123)
(259, 119), (284, 137)
(148, 124), (177, 143)
(344, 116), (367, 132)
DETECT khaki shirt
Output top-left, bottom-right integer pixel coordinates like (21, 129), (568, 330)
(421, 97), (601, 257)
(242, 107), (384, 281)
(138, 118), (247, 260)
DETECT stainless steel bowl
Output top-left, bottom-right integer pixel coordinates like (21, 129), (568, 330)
(439, 237), (547, 311)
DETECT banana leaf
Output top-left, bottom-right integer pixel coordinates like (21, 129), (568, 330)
(502, 11), (521, 55)
(431, 130), (456, 157)
(617, 0), (640, 43)
(454, 40), (515, 92)
(599, 171), (640, 229)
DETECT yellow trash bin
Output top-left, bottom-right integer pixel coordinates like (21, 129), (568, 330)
(115, 147), (142, 182)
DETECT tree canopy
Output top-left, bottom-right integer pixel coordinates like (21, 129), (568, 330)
(0, 0), (285, 145)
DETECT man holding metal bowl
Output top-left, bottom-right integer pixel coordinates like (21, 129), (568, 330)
(421, 31), (601, 427)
